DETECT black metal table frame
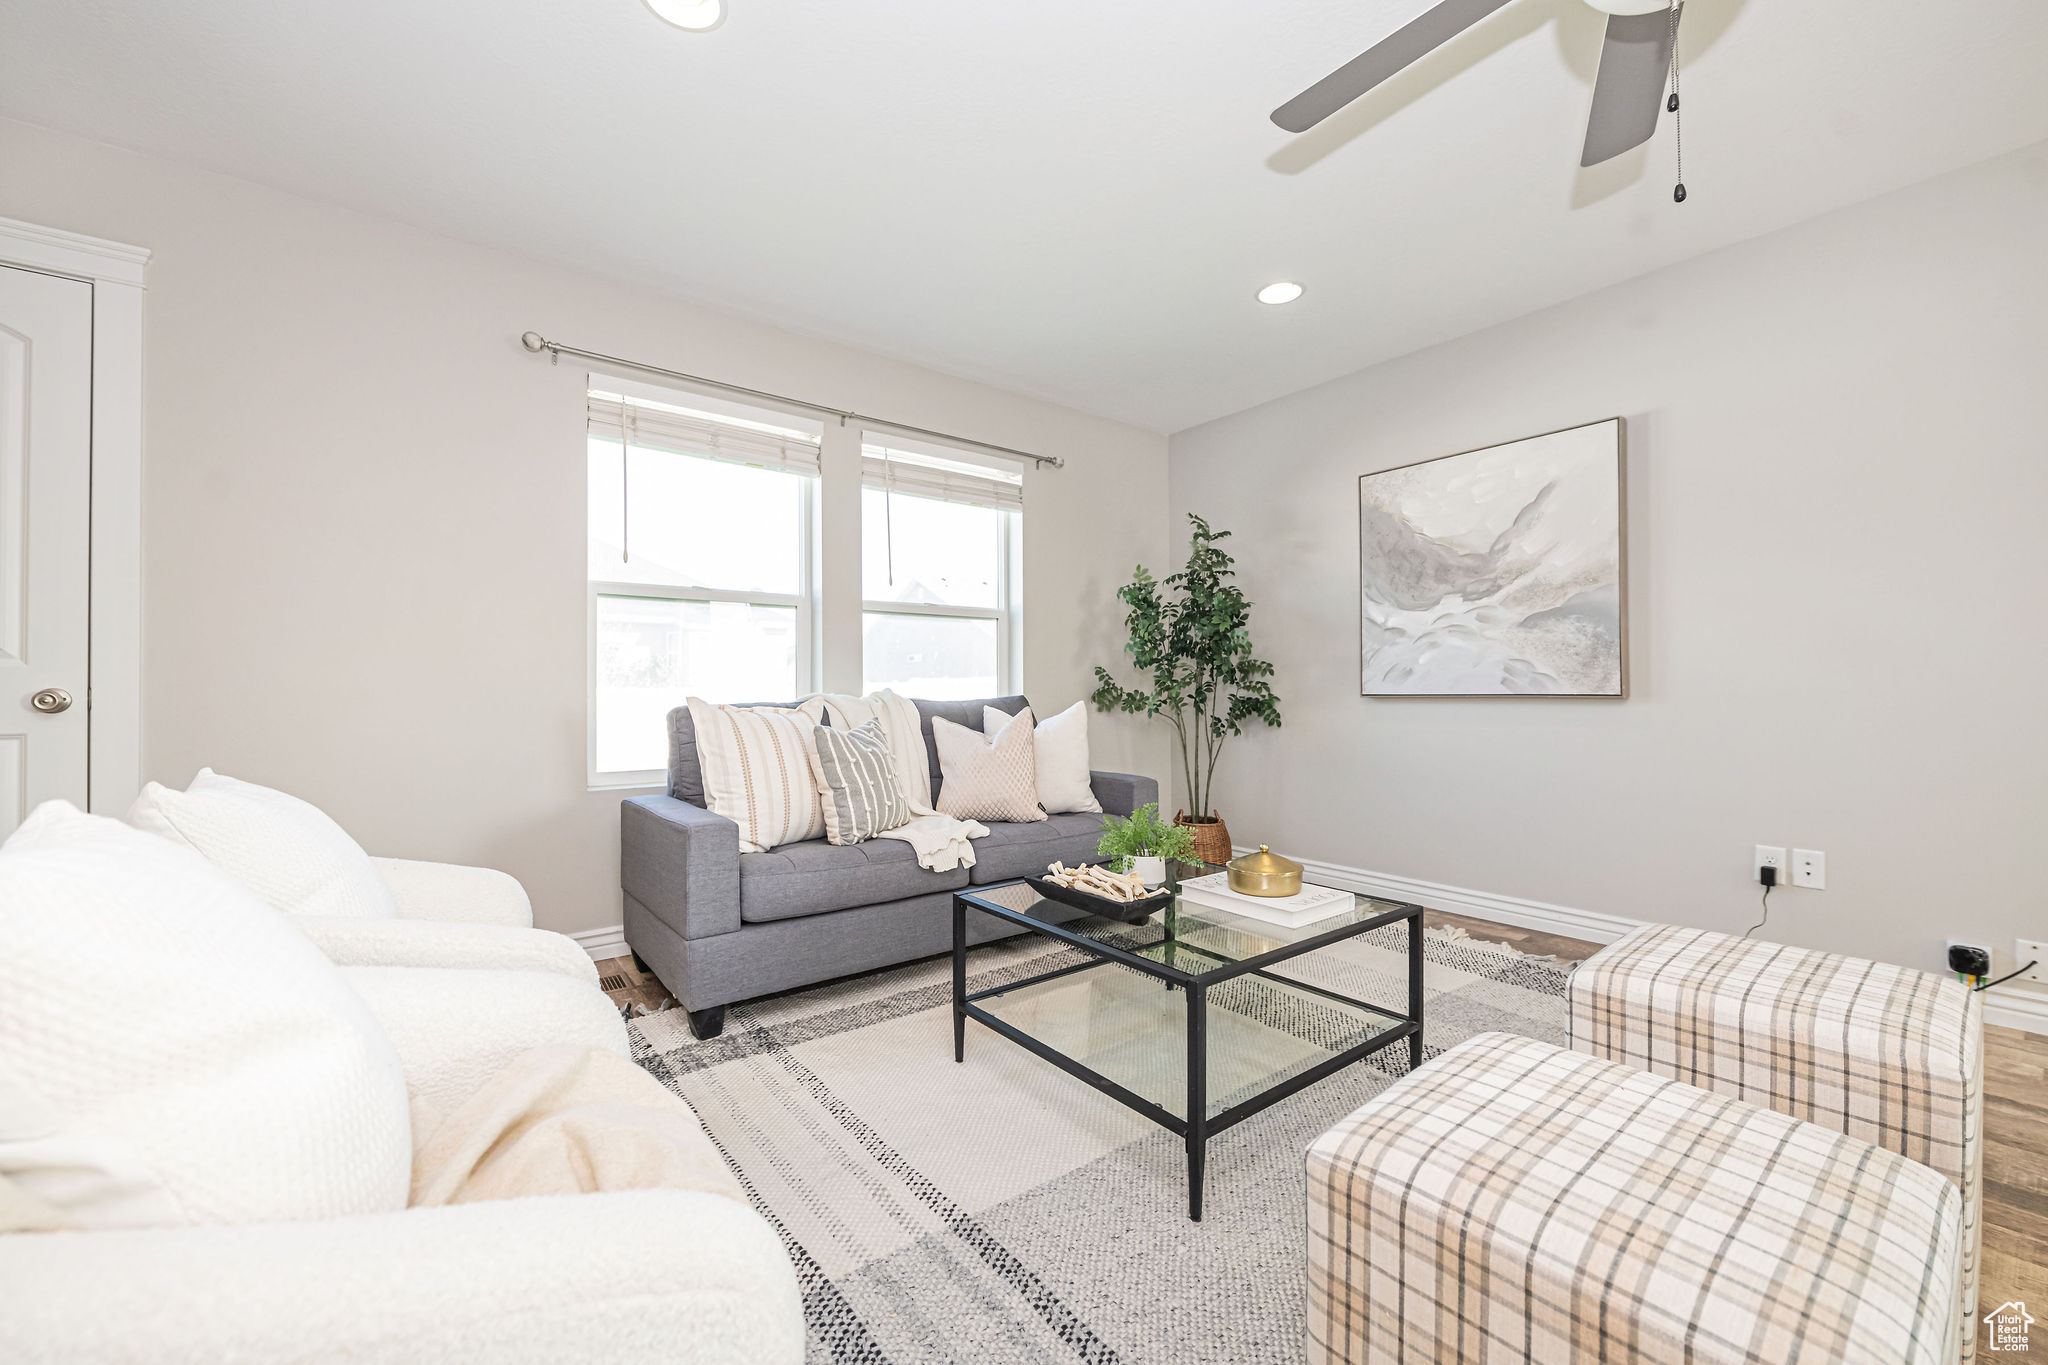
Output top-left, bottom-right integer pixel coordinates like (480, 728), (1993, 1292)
(951, 884), (1425, 1221)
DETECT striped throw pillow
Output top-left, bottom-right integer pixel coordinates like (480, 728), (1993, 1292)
(811, 719), (911, 845)
(685, 698), (827, 853)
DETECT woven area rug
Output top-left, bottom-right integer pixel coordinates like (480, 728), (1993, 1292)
(630, 922), (1574, 1365)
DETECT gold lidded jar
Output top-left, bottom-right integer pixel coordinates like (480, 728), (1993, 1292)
(1226, 844), (1303, 898)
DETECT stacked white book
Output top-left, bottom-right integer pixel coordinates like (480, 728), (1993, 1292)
(1175, 872), (1354, 928)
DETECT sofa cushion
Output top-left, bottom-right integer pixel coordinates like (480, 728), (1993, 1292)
(913, 695), (1028, 806)
(966, 812), (1108, 885)
(739, 838), (969, 924)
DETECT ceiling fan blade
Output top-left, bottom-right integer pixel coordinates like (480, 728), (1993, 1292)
(1579, 6), (1680, 166)
(1270, 0), (1517, 134)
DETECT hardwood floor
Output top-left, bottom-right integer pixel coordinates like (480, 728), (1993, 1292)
(594, 955), (670, 1016)
(1981, 1024), (2048, 1347)
(599, 911), (2048, 1353)
(1422, 906), (1600, 961)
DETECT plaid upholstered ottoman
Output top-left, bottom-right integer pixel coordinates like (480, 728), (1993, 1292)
(1568, 923), (1982, 1362)
(1304, 1032), (1960, 1365)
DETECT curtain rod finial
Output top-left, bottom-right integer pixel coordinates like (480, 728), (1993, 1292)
(520, 331), (548, 353)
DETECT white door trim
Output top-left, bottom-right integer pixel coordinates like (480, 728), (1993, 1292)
(0, 215), (149, 814)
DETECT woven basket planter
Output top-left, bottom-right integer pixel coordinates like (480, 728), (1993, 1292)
(1174, 811), (1233, 867)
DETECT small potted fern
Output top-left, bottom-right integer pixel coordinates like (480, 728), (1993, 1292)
(1096, 803), (1199, 887)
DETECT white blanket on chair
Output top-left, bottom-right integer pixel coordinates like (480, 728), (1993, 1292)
(814, 689), (986, 872)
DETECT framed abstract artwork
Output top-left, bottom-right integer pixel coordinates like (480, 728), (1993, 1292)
(1359, 417), (1626, 697)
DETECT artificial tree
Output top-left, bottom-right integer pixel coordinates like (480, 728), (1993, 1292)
(1092, 514), (1281, 831)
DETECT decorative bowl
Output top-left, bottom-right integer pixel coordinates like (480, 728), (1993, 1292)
(1226, 845), (1304, 898)
(1025, 875), (1173, 926)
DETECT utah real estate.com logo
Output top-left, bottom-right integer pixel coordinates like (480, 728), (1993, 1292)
(1986, 1301), (2034, 1352)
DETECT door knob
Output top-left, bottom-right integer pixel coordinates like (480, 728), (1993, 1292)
(30, 688), (72, 714)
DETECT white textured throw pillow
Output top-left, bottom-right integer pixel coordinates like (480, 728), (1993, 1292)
(934, 707), (1048, 824)
(984, 701), (1100, 815)
(0, 802), (413, 1229)
(126, 768), (400, 919)
(687, 698), (829, 853)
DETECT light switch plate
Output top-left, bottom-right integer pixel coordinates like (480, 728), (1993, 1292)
(1791, 849), (1826, 889)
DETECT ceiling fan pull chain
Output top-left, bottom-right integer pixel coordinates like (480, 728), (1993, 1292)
(1668, 0), (1686, 202)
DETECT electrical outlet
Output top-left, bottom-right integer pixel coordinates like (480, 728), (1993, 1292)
(1948, 940), (1992, 978)
(2017, 940), (2047, 985)
(1754, 846), (1786, 883)
(1791, 848), (1826, 889)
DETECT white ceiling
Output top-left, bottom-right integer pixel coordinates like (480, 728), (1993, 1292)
(5, 0), (2046, 431)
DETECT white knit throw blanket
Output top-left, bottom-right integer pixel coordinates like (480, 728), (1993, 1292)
(814, 689), (987, 872)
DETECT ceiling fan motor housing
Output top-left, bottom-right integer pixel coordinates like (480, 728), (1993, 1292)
(1583, 0), (1669, 14)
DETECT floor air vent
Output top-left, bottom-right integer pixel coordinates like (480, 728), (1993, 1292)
(598, 974), (629, 993)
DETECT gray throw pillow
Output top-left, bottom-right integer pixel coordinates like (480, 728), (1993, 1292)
(813, 719), (911, 845)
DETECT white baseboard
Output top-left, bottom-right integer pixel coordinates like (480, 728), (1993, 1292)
(1279, 854), (1645, 947)
(1982, 985), (2048, 1037)
(572, 925), (629, 963)
(1238, 847), (2048, 1036)
(574, 864), (2048, 1035)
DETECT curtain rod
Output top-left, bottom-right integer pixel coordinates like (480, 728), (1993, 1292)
(520, 332), (1063, 470)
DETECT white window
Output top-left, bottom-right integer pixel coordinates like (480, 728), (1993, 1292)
(860, 438), (1023, 700)
(588, 378), (820, 784)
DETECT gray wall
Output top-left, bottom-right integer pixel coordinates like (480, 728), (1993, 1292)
(1168, 140), (2048, 982)
(0, 117), (1173, 938)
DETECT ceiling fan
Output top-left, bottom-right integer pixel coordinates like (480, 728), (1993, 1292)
(1272, 0), (1683, 168)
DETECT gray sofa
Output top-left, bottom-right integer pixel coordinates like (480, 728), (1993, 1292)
(620, 694), (1159, 1039)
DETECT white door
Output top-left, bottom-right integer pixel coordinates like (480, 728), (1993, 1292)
(0, 264), (93, 836)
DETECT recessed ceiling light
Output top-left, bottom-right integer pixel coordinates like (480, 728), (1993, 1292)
(644, 0), (725, 31)
(1256, 281), (1305, 306)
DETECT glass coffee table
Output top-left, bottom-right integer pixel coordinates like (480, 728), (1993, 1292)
(951, 876), (1424, 1221)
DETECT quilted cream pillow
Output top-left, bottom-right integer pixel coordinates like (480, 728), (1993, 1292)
(126, 768), (399, 919)
(934, 707), (1047, 824)
(0, 802), (412, 1228)
(984, 701), (1100, 815)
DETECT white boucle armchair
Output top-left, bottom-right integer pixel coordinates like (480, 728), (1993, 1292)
(372, 856), (536, 926)
(0, 948), (804, 1365)
(295, 857), (600, 984)
(124, 769), (598, 983)
(2, 1188), (797, 1365)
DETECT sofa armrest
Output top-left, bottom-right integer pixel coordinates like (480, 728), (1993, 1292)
(1088, 771), (1159, 820)
(372, 857), (533, 927)
(297, 918), (598, 983)
(622, 795), (742, 941)
(0, 1190), (805, 1365)
(340, 965), (628, 1119)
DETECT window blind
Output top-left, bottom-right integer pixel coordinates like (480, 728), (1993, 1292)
(588, 391), (821, 477)
(860, 443), (1025, 511)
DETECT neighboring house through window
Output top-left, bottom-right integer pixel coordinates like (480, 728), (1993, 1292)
(585, 378), (1027, 785)
(860, 438), (1023, 700)
(587, 377), (821, 784)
